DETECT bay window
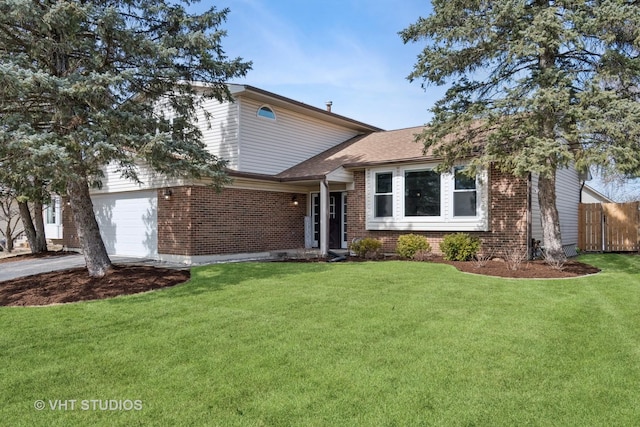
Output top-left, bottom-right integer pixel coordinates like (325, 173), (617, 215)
(367, 164), (487, 231)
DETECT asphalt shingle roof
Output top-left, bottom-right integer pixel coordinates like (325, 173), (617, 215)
(277, 126), (430, 179)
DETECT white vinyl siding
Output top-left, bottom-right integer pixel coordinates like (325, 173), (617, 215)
(366, 164), (489, 231)
(163, 92), (239, 169)
(326, 166), (354, 184)
(531, 166), (580, 246)
(93, 94), (238, 194)
(92, 191), (158, 258)
(237, 98), (361, 175)
(197, 96), (239, 169)
(92, 162), (169, 194)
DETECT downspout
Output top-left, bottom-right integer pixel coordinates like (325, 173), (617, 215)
(527, 172), (533, 259)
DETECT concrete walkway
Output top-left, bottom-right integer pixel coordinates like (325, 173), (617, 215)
(0, 254), (187, 282)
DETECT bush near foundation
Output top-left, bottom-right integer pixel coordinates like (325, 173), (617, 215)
(440, 233), (481, 261)
(350, 238), (383, 259)
(396, 234), (432, 259)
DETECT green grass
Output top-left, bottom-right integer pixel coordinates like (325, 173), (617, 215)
(1, 254), (640, 426)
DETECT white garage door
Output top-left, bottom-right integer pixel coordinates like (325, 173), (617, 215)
(92, 191), (158, 258)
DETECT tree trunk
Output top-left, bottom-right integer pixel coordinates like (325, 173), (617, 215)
(537, 172), (566, 262)
(33, 199), (47, 252)
(3, 223), (13, 252)
(66, 178), (112, 278)
(18, 201), (48, 253)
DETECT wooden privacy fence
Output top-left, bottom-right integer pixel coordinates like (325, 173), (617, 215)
(579, 202), (640, 252)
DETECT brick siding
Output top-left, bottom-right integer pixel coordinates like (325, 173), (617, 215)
(61, 165), (528, 258)
(158, 186), (307, 256)
(347, 165), (530, 256)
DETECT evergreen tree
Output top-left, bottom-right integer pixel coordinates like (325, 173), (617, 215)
(0, 0), (251, 276)
(401, 0), (640, 262)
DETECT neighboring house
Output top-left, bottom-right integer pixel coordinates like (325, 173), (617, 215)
(44, 195), (64, 241)
(0, 195), (62, 250)
(581, 184), (614, 204)
(60, 84), (581, 262)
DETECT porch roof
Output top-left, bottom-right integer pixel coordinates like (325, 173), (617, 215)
(276, 126), (431, 180)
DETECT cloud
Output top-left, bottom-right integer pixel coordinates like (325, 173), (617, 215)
(217, 0), (437, 129)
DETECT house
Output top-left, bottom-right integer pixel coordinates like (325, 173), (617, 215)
(60, 84), (581, 262)
(581, 184), (614, 203)
(0, 195), (63, 251)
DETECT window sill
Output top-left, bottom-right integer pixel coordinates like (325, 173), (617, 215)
(366, 219), (488, 232)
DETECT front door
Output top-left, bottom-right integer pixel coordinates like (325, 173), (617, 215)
(312, 192), (347, 249)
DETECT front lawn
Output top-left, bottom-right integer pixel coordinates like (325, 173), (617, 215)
(1, 254), (639, 426)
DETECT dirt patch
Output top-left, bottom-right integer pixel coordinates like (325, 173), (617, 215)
(0, 265), (190, 307)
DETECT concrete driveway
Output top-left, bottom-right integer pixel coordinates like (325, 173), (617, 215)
(0, 254), (182, 282)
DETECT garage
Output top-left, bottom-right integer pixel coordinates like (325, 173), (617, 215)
(91, 190), (158, 258)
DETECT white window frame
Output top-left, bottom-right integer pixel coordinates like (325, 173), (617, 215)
(373, 170), (394, 218)
(257, 105), (276, 120)
(451, 166), (479, 218)
(366, 163), (488, 232)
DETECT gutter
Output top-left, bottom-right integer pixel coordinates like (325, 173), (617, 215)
(227, 169), (327, 183)
(342, 156), (441, 170)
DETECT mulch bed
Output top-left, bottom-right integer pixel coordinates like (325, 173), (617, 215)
(0, 265), (190, 307)
(0, 250), (73, 264)
(0, 252), (599, 307)
(281, 254), (600, 278)
(437, 258), (600, 279)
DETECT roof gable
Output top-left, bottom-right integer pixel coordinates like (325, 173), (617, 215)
(227, 84), (383, 134)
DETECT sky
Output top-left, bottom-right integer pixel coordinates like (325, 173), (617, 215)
(199, 0), (439, 130)
(193, 0), (638, 198)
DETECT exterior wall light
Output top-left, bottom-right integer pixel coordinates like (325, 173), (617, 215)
(292, 195), (299, 206)
(163, 188), (172, 200)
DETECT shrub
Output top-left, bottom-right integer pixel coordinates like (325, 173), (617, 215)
(440, 233), (481, 261)
(350, 238), (383, 259)
(396, 234), (432, 259)
(503, 246), (528, 271)
(471, 248), (494, 268)
(413, 249), (433, 262)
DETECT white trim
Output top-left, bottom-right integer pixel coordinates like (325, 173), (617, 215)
(341, 192), (348, 249)
(320, 179), (329, 256)
(311, 190), (348, 249)
(311, 193), (320, 247)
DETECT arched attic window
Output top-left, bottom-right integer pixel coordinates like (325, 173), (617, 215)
(257, 105), (276, 120)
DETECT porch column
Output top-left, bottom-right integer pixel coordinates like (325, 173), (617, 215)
(320, 178), (330, 257)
